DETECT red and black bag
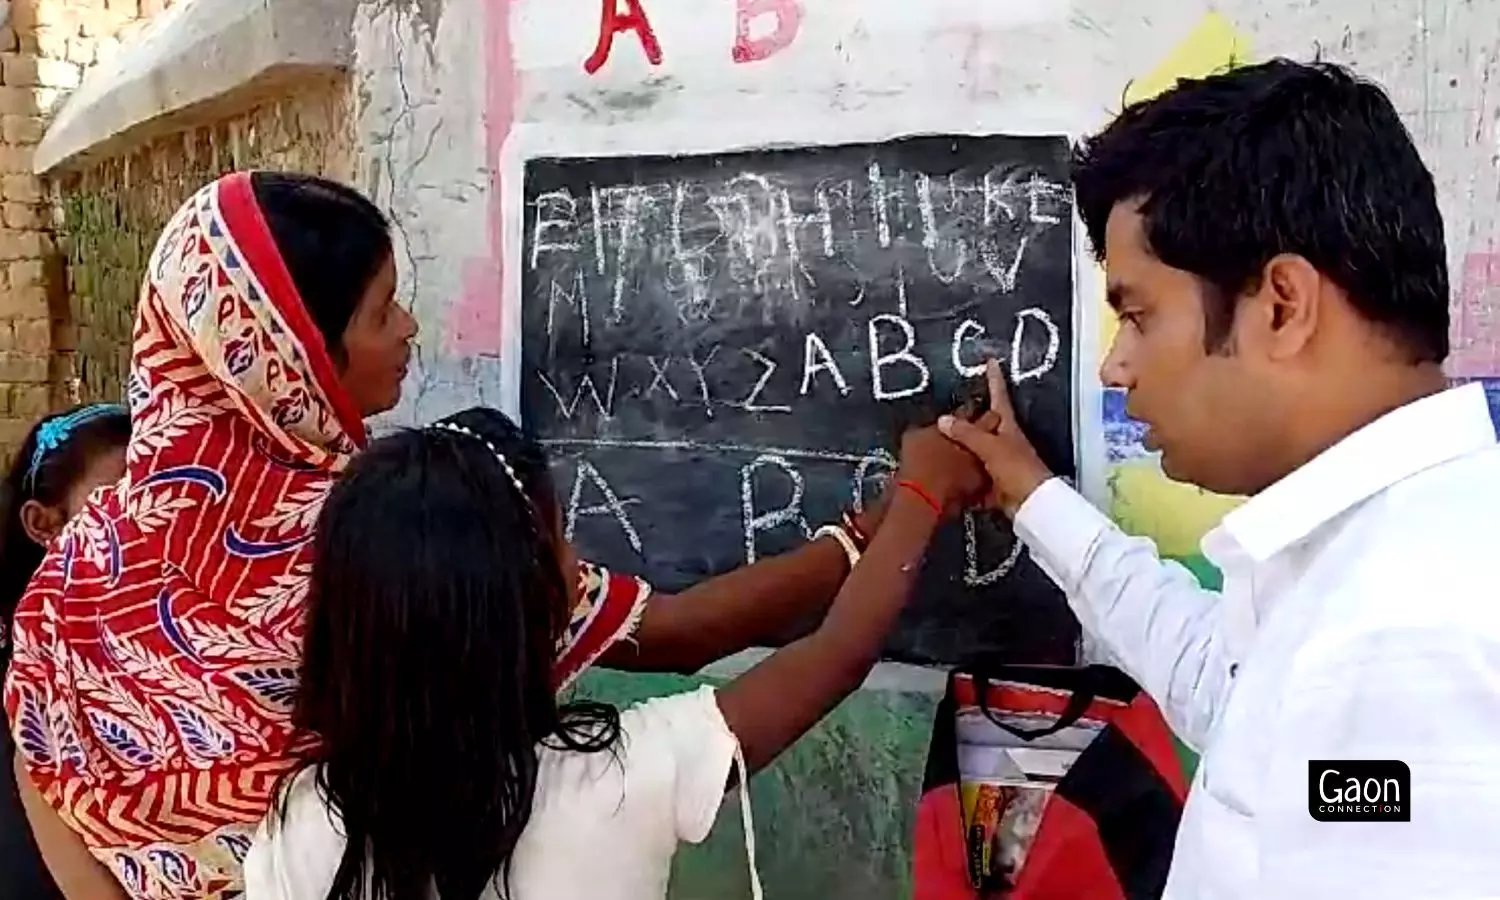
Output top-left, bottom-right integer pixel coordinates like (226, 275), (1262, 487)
(912, 664), (1188, 900)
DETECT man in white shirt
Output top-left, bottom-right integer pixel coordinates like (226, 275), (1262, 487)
(940, 59), (1500, 899)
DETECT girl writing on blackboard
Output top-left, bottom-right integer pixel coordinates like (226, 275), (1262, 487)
(242, 406), (982, 900)
(6, 171), (911, 900)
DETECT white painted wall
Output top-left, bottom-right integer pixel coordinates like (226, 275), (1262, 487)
(46, 0), (1500, 438)
(350, 0), (1500, 680)
(361, 0), (1500, 424)
(353, 0), (501, 419)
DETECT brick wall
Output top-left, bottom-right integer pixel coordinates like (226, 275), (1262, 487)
(55, 78), (355, 404)
(0, 0), (180, 457)
(0, 0), (354, 462)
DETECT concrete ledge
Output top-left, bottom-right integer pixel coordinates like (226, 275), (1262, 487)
(35, 0), (359, 174)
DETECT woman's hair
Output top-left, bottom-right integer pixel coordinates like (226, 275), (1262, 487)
(250, 172), (392, 365)
(0, 404), (130, 662)
(295, 406), (621, 900)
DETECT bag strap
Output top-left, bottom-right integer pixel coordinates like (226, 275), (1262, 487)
(734, 743), (764, 900)
(966, 664), (1117, 740)
(977, 681), (1096, 739)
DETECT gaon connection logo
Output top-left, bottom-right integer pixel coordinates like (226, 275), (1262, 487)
(1308, 760), (1410, 822)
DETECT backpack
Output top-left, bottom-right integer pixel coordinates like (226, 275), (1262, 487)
(912, 664), (1188, 900)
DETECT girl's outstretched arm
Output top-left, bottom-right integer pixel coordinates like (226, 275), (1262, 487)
(601, 493), (889, 674)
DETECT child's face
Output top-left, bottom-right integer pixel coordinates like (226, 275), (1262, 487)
(63, 446), (127, 518)
(22, 445), (127, 547)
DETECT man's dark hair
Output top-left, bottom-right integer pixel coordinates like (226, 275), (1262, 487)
(1072, 58), (1449, 364)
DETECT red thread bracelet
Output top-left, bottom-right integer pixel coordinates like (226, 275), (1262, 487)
(896, 479), (942, 518)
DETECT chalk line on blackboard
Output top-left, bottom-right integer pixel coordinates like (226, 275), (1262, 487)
(1012, 308), (1061, 385)
(530, 191), (579, 270)
(540, 436), (879, 465)
(742, 454), (815, 564)
(982, 233), (1029, 293)
(536, 359), (619, 419)
(564, 457), (643, 553)
(685, 345), (720, 417)
(952, 319), (987, 378)
(738, 349), (793, 413)
(852, 451), (900, 513)
(644, 355), (681, 402)
(590, 186), (606, 275)
(799, 333), (852, 398)
(868, 161), (891, 248)
(869, 314), (931, 401)
(610, 186), (647, 324)
(895, 263), (910, 317)
(916, 173), (967, 285)
(544, 269), (590, 348)
(670, 183), (712, 317)
(964, 511), (1026, 587)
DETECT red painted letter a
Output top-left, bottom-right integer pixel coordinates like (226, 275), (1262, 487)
(584, 0), (664, 74)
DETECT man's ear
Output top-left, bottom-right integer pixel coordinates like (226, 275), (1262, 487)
(1257, 253), (1323, 360)
(19, 499), (63, 547)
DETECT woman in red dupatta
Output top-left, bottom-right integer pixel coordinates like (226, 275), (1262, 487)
(3, 172), (649, 899)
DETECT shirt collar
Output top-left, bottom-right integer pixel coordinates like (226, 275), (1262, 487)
(1219, 382), (1497, 563)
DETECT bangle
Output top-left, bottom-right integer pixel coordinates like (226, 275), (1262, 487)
(813, 524), (861, 569)
(840, 509), (870, 550)
(895, 479), (942, 518)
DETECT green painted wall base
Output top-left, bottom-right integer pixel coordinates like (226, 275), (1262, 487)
(576, 670), (936, 900)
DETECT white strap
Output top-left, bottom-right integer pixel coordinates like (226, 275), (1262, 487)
(734, 743), (764, 900)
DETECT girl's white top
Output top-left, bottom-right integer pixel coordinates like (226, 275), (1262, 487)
(243, 687), (755, 900)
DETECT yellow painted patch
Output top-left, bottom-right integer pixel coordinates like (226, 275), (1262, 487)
(1124, 12), (1253, 107)
(1107, 461), (1243, 558)
(1100, 301), (1118, 358)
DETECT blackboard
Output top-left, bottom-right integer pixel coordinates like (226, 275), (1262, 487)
(520, 134), (1080, 667)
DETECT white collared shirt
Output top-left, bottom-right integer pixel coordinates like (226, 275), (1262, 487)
(1016, 382), (1500, 900)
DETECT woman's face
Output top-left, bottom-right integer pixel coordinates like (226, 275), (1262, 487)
(338, 255), (418, 418)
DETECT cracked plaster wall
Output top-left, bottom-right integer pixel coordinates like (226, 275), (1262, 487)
(353, 0), (496, 430)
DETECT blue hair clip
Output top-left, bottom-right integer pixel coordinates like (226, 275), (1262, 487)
(24, 403), (128, 491)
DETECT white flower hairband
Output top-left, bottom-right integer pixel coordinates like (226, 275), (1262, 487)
(427, 421), (529, 499)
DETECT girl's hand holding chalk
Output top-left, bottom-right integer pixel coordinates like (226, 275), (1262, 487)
(938, 359), (1053, 518)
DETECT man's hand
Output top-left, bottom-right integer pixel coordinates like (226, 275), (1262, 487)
(894, 424), (990, 519)
(938, 359), (1053, 518)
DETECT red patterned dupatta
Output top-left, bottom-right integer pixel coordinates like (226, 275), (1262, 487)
(3, 172), (648, 900)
